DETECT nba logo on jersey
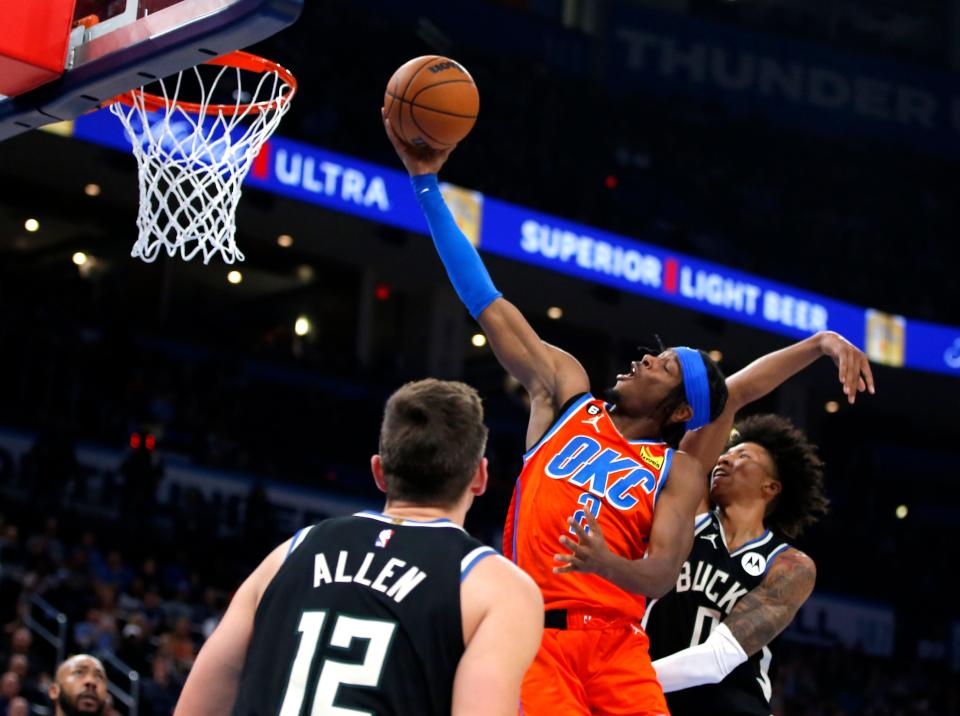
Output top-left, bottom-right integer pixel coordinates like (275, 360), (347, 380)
(376, 529), (395, 548)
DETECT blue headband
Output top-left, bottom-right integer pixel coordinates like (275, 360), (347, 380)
(674, 347), (711, 431)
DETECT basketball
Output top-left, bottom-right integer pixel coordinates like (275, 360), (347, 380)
(384, 56), (479, 149)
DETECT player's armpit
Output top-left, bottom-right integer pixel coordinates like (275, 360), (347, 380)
(454, 556), (544, 716)
(173, 539), (289, 716)
(722, 548), (816, 657)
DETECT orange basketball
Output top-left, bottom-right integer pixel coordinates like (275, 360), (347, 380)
(384, 56), (479, 149)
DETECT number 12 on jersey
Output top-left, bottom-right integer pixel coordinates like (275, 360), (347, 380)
(279, 610), (397, 716)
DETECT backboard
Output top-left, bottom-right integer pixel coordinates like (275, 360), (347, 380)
(0, 0), (302, 141)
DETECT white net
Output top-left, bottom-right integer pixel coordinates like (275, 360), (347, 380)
(109, 57), (295, 264)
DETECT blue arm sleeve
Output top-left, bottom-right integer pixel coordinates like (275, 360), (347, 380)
(411, 173), (502, 319)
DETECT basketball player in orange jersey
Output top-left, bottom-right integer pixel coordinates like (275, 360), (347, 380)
(385, 114), (721, 715)
(384, 114), (870, 714)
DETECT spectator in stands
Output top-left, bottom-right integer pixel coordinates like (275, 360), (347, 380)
(0, 629), (34, 676)
(93, 552), (132, 594)
(7, 654), (44, 704)
(168, 616), (196, 672)
(26, 518), (64, 566)
(140, 655), (181, 716)
(141, 590), (166, 635)
(0, 671), (21, 711)
(191, 588), (224, 640)
(73, 610), (117, 654)
(6, 696), (29, 716)
(79, 533), (105, 579)
(47, 654), (108, 716)
(139, 557), (161, 595)
(116, 617), (149, 675)
(0, 524), (23, 568)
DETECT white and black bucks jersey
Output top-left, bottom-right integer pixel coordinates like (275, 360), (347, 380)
(231, 511), (496, 716)
(643, 512), (792, 716)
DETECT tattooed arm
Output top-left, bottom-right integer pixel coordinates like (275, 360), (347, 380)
(651, 548), (816, 692)
(725, 548), (816, 656)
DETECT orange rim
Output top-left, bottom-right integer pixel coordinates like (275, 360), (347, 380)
(112, 50), (297, 116)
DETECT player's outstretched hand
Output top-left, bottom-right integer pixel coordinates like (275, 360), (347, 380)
(554, 511), (617, 577)
(817, 331), (876, 404)
(382, 107), (456, 176)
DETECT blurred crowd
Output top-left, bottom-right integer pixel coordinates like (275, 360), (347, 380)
(0, 509), (238, 716)
(774, 642), (960, 715)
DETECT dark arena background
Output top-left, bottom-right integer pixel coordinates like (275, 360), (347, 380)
(2, 0), (960, 713)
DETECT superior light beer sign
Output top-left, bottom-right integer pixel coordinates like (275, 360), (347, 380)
(66, 108), (960, 377)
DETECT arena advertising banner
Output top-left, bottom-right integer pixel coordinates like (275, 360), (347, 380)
(65, 110), (960, 377)
(606, 4), (960, 155)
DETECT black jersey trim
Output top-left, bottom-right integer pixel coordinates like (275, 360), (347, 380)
(522, 392), (592, 462)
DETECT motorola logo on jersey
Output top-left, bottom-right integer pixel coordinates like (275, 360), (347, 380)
(741, 552), (767, 576)
(544, 434), (658, 510)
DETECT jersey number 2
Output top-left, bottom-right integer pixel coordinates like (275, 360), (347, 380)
(570, 492), (602, 535)
(279, 610), (397, 716)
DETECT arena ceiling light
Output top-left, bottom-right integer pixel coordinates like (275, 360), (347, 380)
(24, 218), (39, 232)
(72, 252), (88, 266)
(709, 350), (723, 362)
(825, 400), (840, 413)
(547, 306), (563, 320)
(294, 316), (311, 336)
(84, 183), (101, 197)
(297, 264), (315, 283)
(277, 234), (294, 248)
(471, 333), (487, 348)
(227, 270), (243, 285)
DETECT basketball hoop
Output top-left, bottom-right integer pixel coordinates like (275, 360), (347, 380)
(109, 51), (296, 264)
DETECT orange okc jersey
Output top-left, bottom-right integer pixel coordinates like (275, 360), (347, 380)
(504, 393), (673, 620)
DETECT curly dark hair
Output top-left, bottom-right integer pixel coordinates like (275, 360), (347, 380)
(727, 414), (829, 540)
(642, 347), (727, 450)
